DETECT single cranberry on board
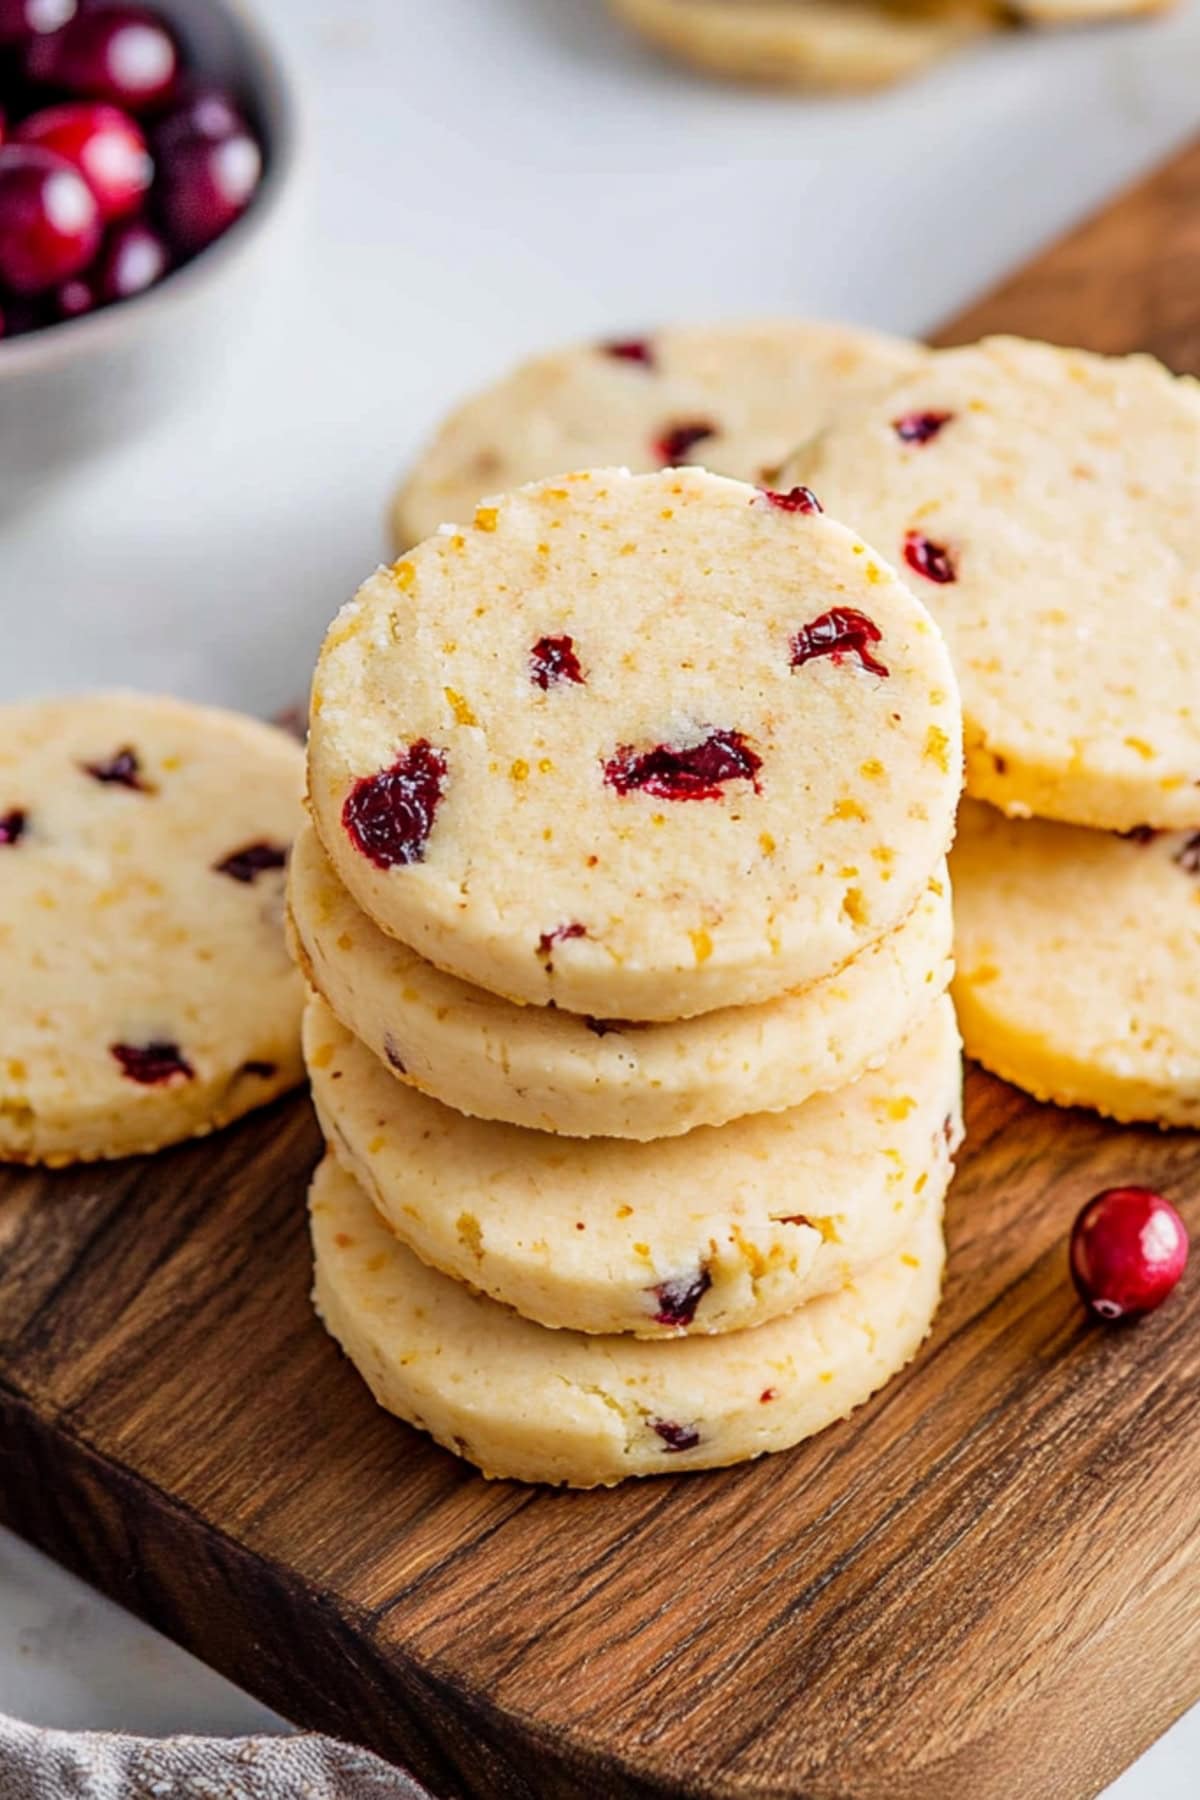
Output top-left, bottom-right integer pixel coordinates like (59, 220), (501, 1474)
(1069, 1186), (1188, 1322)
(0, 144), (101, 294)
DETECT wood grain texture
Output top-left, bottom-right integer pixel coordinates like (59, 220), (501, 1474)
(2, 138), (1200, 1800)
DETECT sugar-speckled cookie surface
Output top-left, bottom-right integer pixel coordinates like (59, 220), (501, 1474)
(290, 821), (953, 1138)
(953, 799), (1200, 1125)
(310, 1152), (945, 1486)
(783, 337), (1200, 832)
(306, 993), (960, 1337)
(391, 319), (924, 548)
(607, 0), (996, 91)
(0, 693), (305, 1164)
(310, 468), (962, 1020)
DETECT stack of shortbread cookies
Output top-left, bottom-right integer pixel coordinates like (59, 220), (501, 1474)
(293, 463), (964, 1486)
(781, 335), (1200, 1128)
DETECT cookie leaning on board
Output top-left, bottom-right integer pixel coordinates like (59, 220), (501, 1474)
(781, 336), (1200, 833)
(0, 692), (305, 1164)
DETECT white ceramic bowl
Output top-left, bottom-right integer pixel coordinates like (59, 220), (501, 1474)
(0, 0), (297, 509)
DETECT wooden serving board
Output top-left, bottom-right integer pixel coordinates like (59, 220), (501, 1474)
(3, 143), (1200, 1800)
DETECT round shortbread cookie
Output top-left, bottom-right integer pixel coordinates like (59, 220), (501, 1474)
(306, 992), (961, 1338)
(1015, 1), (1170, 20)
(952, 798), (1200, 1126)
(0, 692), (305, 1164)
(289, 821), (953, 1139)
(391, 319), (924, 549)
(310, 468), (962, 1021)
(782, 336), (1200, 832)
(310, 1152), (946, 1486)
(607, 0), (997, 91)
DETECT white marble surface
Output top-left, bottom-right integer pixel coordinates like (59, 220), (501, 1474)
(2, 0), (1199, 1791)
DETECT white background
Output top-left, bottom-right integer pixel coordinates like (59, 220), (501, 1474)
(2, 1), (1200, 1792)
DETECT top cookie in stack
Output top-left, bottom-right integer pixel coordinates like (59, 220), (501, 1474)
(780, 334), (1200, 1125)
(309, 466), (961, 1021)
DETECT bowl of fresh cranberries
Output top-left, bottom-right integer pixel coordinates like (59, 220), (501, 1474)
(0, 0), (294, 500)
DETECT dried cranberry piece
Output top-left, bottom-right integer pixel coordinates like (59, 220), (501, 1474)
(213, 840), (288, 884)
(761, 485), (822, 514)
(583, 1015), (637, 1037)
(111, 1039), (193, 1085)
(790, 607), (889, 679)
(1174, 834), (1200, 874)
(342, 739), (447, 869)
(654, 420), (716, 465)
(83, 745), (149, 790)
(604, 728), (762, 802)
(1119, 825), (1159, 845)
(652, 1419), (701, 1453)
(602, 336), (654, 367)
(383, 1035), (407, 1074)
(650, 1266), (712, 1329)
(537, 921), (587, 970)
(529, 634), (585, 690)
(0, 808), (27, 845)
(893, 410), (954, 445)
(903, 529), (957, 585)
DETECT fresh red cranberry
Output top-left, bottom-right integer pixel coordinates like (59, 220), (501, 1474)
(83, 744), (148, 789)
(790, 607), (889, 679)
(343, 739), (447, 869)
(536, 921), (587, 967)
(893, 410), (954, 445)
(652, 1419), (701, 1453)
(604, 727), (762, 802)
(529, 634), (585, 689)
(53, 270), (96, 317)
(602, 336), (654, 367)
(761, 485), (822, 514)
(903, 529), (957, 585)
(156, 125), (261, 255)
(152, 84), (246, 154)
(213, 840), (288, 884)
(650, 1266), (712, 1329)
(1174, 833), (1200, 874)
(0, 0), (75, 47)
(0, 145), (100, 294)
(0, 808), (27, 844)
(654, 420), (716, 465)
(1070, 1187), (1188, 1321)
(110, 1039), (193, 1085)
(26, 5), (179, 111)
(92, 214), (167, 300)
(15, 103), (151, 222)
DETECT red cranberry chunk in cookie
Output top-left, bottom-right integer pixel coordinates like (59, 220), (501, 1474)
(214, 840), (289, 883)
(893, 410), (954, 445)
(654, 420), (716, 465)
(0, 808), (26, 845)
(529, 635), (585, 690)
(604, 728), (762, 802)
(342, 740), (447, 869)
(650, 1266), (712, 1329)
(903, 530), (957, 585)
(791, 608), (889, 678)
(110, 1040), (194, 1085)
(83, 745), (152, 790)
